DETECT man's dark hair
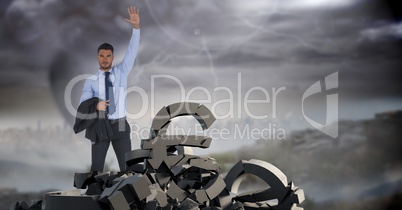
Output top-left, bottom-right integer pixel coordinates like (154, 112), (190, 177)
(98, 43), (114, 54)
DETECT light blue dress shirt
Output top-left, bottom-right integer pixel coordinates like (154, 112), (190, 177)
(79, 28), (140, 120)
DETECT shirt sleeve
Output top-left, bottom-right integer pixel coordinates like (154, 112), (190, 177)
(115, 28), (140, 75)
(79, 79), (94, 104)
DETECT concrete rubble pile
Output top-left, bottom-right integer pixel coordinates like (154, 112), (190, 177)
(11, 102), (304, 210)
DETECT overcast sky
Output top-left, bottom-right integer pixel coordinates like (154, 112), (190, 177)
(1, 0), (402, 194)
(0, 0), (402, 152)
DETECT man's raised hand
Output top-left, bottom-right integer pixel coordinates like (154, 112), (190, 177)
(124, 6), (140, 29)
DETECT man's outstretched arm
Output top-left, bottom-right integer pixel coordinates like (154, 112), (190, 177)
(116, 6), (141, 75)
(125, 6), (140, 29)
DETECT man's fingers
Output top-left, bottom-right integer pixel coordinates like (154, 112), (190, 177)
(129, 6), (132, 14)
(127, 6), (139, 16)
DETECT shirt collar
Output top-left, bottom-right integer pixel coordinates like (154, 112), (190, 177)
(98, 68), (114, 75)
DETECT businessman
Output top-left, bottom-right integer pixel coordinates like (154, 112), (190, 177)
(77, 5), (140, 172)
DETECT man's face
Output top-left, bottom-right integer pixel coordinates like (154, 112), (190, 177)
(97, 49), (114, 71)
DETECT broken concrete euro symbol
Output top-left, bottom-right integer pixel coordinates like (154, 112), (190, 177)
(13, 102), (305, 210)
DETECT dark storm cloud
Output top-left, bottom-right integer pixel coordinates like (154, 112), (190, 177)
(203, 0), (402, 98)
(0, 0), (401, 123)
(360, 22), (402, 41)
(140, 0), (401, 101)
(0, 0), (135, 87)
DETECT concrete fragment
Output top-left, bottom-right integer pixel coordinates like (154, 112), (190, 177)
(177, 146), (194, 155)
(223, 161), (245, 192)
(108, 191), (130, 210)
(194, 105), (216, 129)
(195, 189), (209, 203)
(167, 102), (199, 118)
(74, 172), (97, 189)
(86, 183), (103, 196)
(243, 159), (288, 190)
(166, 181), (188, 202)
(179, 198), (200, 210)
(189, 158), (220, 171)
(151, 106), (171, 131)
(125, 149), (151, 167)
(204, 175), (226, 201)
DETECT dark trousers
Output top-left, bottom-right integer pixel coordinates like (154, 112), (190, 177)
(90, 119), (131, 172)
